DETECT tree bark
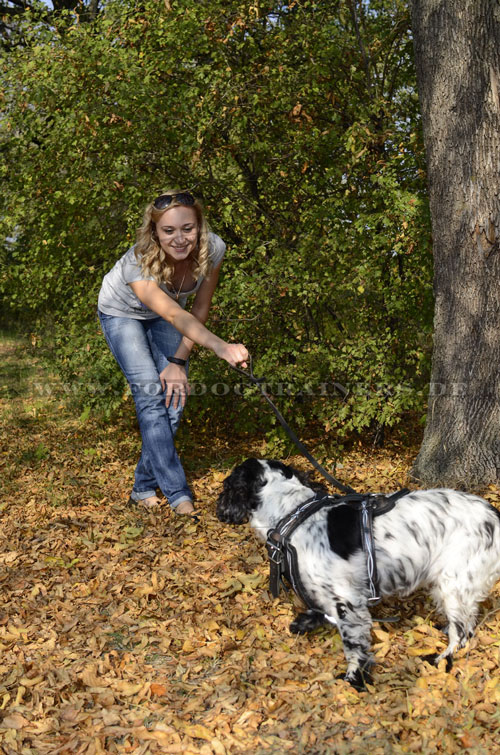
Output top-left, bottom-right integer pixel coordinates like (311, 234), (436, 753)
(411, 1), (500, 487)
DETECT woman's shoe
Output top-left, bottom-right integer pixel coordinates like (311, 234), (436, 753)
(175, 500), (200, 522)
(127, 495), (162, 509)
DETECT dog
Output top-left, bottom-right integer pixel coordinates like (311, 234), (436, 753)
(216, 458), (500, 689)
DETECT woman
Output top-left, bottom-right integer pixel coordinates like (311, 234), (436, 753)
(98, 190), (248, 518)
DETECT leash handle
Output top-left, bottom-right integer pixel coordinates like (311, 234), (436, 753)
(229, 358), (356, 496)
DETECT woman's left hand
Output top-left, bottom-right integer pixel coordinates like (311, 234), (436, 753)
(159, 363), (190, 409)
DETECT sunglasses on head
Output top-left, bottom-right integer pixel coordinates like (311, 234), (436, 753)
(153, 192), (195, 210)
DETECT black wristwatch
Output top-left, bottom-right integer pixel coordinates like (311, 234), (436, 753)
(168, 356), (187, 366)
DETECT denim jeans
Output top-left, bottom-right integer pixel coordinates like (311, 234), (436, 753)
(98, 311), (192, 508)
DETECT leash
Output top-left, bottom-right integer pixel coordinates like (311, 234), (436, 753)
(229, 357), (356, 496)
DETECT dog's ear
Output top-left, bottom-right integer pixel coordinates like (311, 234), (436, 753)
(267, 460), (294, 479)
(216, 458), (266, 524)
(268, 460), (328, 496)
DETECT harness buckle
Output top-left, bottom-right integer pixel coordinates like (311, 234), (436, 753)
(266, 536), (284, 565)
(267, 534), (286, 599)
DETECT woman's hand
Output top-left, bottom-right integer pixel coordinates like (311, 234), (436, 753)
(216, 342), (249, 369)
(159, 363), (190, 409)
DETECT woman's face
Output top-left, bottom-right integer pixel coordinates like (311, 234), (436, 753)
(155, 205), (198, 263)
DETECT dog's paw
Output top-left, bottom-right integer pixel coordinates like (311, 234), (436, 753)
(422, 653), (453, 672)
(435, 623), (449, 635)
(290, 611), (327, 634)
(341, 666), (372, 691)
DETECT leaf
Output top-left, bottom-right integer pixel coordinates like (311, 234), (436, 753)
(1, 713), (30, 729)
(0, 551), (19, 567)
(111, 681), (145, 696)
(183, 723), (214, 742)
(150, 683), (167, 696)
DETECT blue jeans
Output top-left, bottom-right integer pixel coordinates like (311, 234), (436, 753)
(98, 311), (192, 508)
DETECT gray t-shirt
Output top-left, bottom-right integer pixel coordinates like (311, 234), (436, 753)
(98, 232), (226, 319)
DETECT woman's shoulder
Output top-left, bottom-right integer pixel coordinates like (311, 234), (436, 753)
(207, 232), (226, 266)
(121, 245), (140, 262)
(119, 245), (146, 268)
(118, 245), (154, 283)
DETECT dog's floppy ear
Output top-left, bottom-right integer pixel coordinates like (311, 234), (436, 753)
(216, 458), (267, 524)
(268, 459), (328, 496)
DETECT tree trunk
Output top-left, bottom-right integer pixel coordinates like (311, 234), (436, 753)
(411, 1), (500, 488)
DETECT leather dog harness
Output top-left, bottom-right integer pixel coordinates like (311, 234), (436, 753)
(266, 489), (409, 613)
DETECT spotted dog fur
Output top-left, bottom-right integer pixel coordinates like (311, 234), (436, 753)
(216, 458), (500, 689)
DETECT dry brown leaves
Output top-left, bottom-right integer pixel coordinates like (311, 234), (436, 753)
(1, 337), (500, 754)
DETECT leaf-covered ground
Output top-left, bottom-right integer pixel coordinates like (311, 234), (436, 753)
(1, 334), (500, 754)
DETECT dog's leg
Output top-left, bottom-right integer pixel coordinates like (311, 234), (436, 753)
(426, 590), (478, 670)
(290, 610), (331, 634)
(333, 600), (373, 690)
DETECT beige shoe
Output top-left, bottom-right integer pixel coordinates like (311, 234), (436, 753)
(176, 500), (200, 521)
(128, 495), (162, 509)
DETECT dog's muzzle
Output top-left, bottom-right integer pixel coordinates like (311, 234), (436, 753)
(215, 495), (249, 525)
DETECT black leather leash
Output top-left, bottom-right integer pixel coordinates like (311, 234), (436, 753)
(229, 357), (356, 496)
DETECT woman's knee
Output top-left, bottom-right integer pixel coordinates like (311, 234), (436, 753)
(130, 378), (164, 400)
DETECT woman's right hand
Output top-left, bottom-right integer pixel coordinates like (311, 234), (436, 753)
(216, 342), (249, 368)
(159, 362), (190, 409)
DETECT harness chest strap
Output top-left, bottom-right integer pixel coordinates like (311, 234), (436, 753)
(266, 494), (341, 601)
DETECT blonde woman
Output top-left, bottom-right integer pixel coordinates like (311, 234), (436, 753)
(98, 191), (248, 518)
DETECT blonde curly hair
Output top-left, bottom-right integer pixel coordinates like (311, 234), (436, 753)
(134, 190), (211, 287)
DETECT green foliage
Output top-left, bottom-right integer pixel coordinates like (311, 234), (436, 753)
(0, 0), (433, 442)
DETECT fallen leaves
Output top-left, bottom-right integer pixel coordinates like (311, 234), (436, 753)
(2, 337), (500, 753)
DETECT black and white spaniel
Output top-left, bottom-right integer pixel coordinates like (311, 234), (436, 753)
(216, 458), (500, 689)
